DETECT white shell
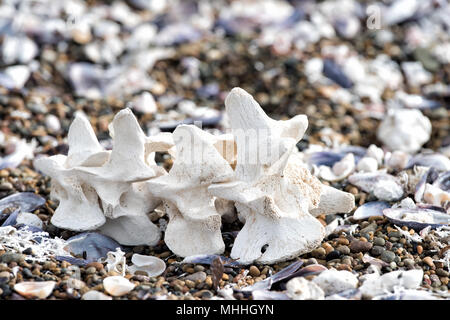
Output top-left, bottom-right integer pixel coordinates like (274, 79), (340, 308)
(359, 269), (423, 299)
(377, 108), (431, 153)
(128, 254), (166, 277)
(319, 153), (355, 181)
(82, 290), (112, 300)
(286, 277), (325, 300)
(311, 269), (358, 296)
(16, 212), (43, 229)
(356, 157), (378, 173)
(14, 281), (56, 299)
(103, 276), (136, 297)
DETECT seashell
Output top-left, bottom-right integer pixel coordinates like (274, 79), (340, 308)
(414, 167), (439, 203)
(180, 254), (242, 268)
(325, 288), (362, 300)
(82, 290), (112, 300)
(286, 277), (324, 300)
(0, 192), (46, 216)
(374, 289), (442, 300)
(385, 151), (410, 170)
(377, 108), (431, 154)
(362, 254), (389, 268)
(129, 92), (157, 115)
(55, 256), (88, 267)
(105, 248), (126, 275)
(15, 212), (43, 229)
(66, 232), (122, 262)
(348, 171), (404, 201)
(14, 281), (56, 299)
(322, 59), (353, 88)
(311, 269), (358, 296)
(319, 153), (355, 181)
(406, 154), (450, 172)
(0, 138), (36, 170)
(401, 61), (432, 87)
(356, 157), (378, 173)
(306, 151), (344, 167)
(383, 208), (450, 231)
(352, 201), (390, 220)
(423, 183), (450, 208)
(359, 269), (423, 299)
(0, 65), (31, 89)
(433, 171), (450, 192)
(252, 290), (290, 300)
(128, 254), (166, 277)
(240, 260), (304, 292)
(2, 35), (38, 64)
(103, 276), (136, 297)
(366, 144), (384, 166)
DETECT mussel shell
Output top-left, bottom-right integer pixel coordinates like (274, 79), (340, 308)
(0, 192), (46, 217)
(433, 171), (450, 191)
(383, 208), (450, 231)
(65, 232), (122, 262)
(406, 154), (450, 172)
(415, 167), (439, 202)
(352, 201), (390, 220)
(181, 254), (242, 268)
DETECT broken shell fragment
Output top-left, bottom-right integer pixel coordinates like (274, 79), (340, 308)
(377, 108), (431, 153)
(352, 201), (390, 220)
(319, 153), (355, 181)
(348, 171), (404, 201)
(309, 185), (355, 217)
(82, 290), (112, 300)
(383, 208), (450, 231)
(311, 269), (358, 296)
(286, 277), (325, 300)
(14, 281), (56, 299)
(103, 276), (136, 297)
(128, 254), (166, 277)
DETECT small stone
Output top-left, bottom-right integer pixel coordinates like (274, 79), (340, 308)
(403, 259), (415, 268)
(326, 250), (342, 261)
(86, 262), (104, 271)
(1, 253), (24, 263)
(185, 280), (195, 289)
(350, 240), (373, 253)
(194, 265), (205, 272)
(185, 271), (207, 282)
(0, 182), (13, 191)
(322, 243), (334, 255)
(436, 269), (449, 277)
(0, 271), (10, 279)
(371, 246), (384, 256)
(417, 245), (423, 254)
(423, 257), (434, 268)
(336, 246), (350, 255)
(249, 266), (260, 277)
(380, 250), (396, 263)
(85, 267), (97, 274)
(373, 237), (385, 246)
(311, 247), (326, 258)
(337, 238), (350, 246)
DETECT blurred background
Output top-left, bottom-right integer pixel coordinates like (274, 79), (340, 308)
(0, 0), (449, 168)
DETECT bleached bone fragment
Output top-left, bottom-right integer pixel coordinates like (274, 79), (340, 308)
(99, 215), (161, 246)
(147, 125), (234, 257)
(209, 88), (326, 264)
(309, 184), (355, 217)
(377, 108), (431, 153)
(105, 248), (127, 276)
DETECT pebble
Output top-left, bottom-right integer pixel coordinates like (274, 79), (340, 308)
(380, 250), (396, 263)
(423, 257), (434, 268)
(185, 271), (207, 282)
(86, 262), (104, 271)
(0, 253), (24, 264)
(436, 269), (449, 277)
(326, 250), (342, 261)
(373, 237), (385, 246)
(336, 246), (350, 255)
(417, 245), (424, 255)
(350, 240), (373, 253)
(249, 266), (260, 277)
(371, 246), (384, 256)
(0, 182), (13, 191)
(311, 247), (326, 259)
(403, 259), (415, 269)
